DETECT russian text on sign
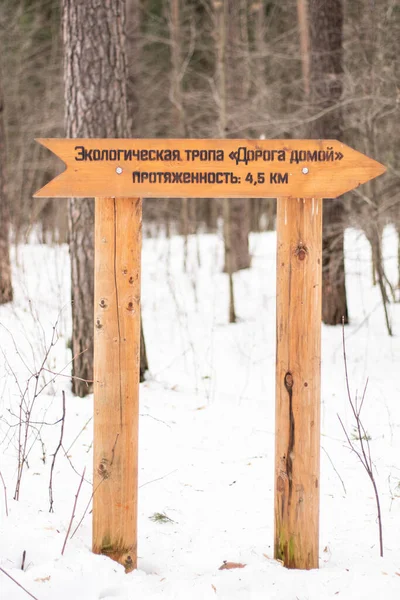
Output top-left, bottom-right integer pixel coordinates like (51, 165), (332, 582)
(34, 139), (386, 199)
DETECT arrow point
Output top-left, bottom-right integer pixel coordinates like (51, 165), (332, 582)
(370, 157), (386, 178)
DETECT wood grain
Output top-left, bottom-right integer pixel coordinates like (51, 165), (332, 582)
(92, 197), (141, 572)
(274, 197), (322, 569)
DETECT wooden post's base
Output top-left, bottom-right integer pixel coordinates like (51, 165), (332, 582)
(274, 197), (322, 569)
(92, 197), (142, 572)
(93, 545), (137, 573)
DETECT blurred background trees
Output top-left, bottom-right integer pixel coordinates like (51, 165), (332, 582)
(0, 0), (398, 370)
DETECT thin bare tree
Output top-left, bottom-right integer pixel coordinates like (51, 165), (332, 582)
(224, 0), (251, 273)
(0, 75), (13, 304)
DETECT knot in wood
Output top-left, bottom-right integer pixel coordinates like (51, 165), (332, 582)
(284, 372), (294, 390)
(98, 459), (110, 479)
(277, 475), (285, 492)
(124, 555), (133, 571)
(295, 243), (307, 261)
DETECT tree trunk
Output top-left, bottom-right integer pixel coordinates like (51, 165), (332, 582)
(169, 0), (191, 270)
(224, 0), (251, 272)
(67, 197), (95, 395)
(308, 0), (348, 325)
(125, 0), (149, 381)
(214, 0), (236, 323)
(169, 0), (185, 137)
(126, 0), (142, 137)
(0, 77), (13, 304)
(140, 320), (149, 381)
(397, 226), (400, 297)
(63, 0), (144, 396)
(230, 198), (251, 271)
(297, 0), (310, 98)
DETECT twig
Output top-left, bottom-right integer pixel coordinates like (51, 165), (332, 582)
(0, 470), (8, 516)
(332, 301), (382, 356)
(13, 320), (60, 501)
(3, 414), (64, 427)
(49, 391), (66, 512)
(21, 550), (26, 570)
(70, 434), (127, 539)
(61, 446), (91, 484)
(139, 469), (178, 489)
(0, 566), (39, 600)
(70, 479), (104, 540)
(140, 413), (171, 428)
(37, 347), (92, 396)
(42, 367), (94, 384)
(322, 446), (346, 495)
(338, 319), (383, 557)
(0, 323), (35, 376)
(61, 468), (86, 556)
(63, 417), (93, 455)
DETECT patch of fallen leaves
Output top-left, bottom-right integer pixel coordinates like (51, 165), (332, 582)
(218, 561), (246, 570)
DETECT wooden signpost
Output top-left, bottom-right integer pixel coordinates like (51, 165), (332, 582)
(34, 138), (385, 572)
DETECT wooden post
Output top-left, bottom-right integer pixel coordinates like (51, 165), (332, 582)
(93, 197), (142, 572)
(274, 197), (322, 569)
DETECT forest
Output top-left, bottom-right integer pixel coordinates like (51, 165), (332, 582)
(0, 1), (400, 599)
(1, 0), (399, 276)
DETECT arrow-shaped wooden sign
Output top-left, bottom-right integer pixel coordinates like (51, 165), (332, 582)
(32, 136), (386, 573)
(34, 138), (385, 199)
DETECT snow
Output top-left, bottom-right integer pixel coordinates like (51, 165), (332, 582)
(0, 226), (400, 599)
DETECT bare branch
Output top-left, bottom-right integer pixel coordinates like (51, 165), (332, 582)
(49, 391), (66, 512)
(0, 567), (39, 600)
(0, 470), (8, 516)
(61, 468), (86, 556)
(338, 322), (383, 556)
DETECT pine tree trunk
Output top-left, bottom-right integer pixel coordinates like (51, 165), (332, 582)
(126, 0), (142, 136)
(0, 78), (13, 304)
(309, 0), (348, 325)
(63, 0), (132, 396)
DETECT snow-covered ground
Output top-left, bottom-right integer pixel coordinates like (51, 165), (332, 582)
(0, 226), (399, 599)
